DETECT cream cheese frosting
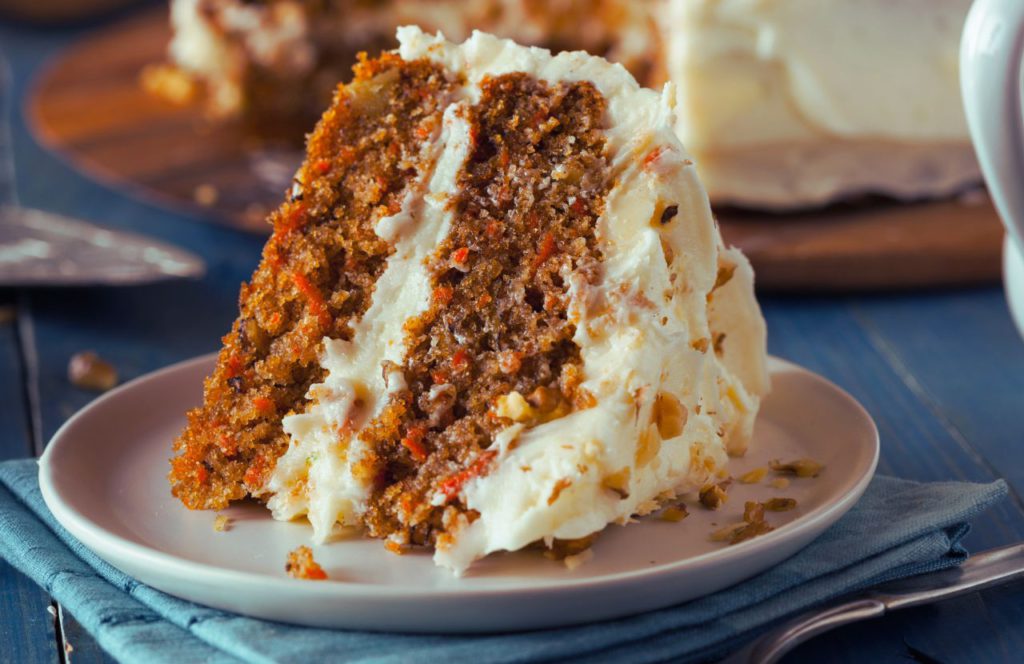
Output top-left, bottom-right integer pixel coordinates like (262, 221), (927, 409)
(662, 0), (980, 209)
(265, 100), (470, 533)
(266, 27), (768, 574)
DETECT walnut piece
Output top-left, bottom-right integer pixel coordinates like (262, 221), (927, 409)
(653, 392), (687, 439)
(738, 467), (768, 484)
(712, 262), (736, 291)
(710, 498), (777, 545)
(602, 467), (631, 499)
(699, 482), (729, 510)
(710, 522), (747, 542)
(659, 505), (689, 522)
(68, 351), (118, 392)
(743, 501), (765, 524)
(544, 534), (598, 561)
(770, 458), (824, 478)
(764, 497), (797, 512)
(728, 519), (774, 544)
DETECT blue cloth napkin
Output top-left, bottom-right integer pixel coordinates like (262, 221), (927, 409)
(0, 458), (1007, 664)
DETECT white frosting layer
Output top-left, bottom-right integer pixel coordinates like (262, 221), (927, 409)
(266, 102), (471, 539)
(269, 27), (768, 573)
(663, 0), (980, 208)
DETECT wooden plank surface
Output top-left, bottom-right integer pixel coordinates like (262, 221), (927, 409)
(762, 292), (1024, 662)
(25, 5), (1006, 292)
(0, 297), (59, 664)
(3, 11), (1024, 664)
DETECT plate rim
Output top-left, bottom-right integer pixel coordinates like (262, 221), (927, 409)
(38, 353), (879, 600)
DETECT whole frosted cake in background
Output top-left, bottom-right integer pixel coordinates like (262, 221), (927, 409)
(665, 0), (979, 209)
(157, 0), (980, 212)
(160, 0), (657, 132)
(169, 27), (769, 573)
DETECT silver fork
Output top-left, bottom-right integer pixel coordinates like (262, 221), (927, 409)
(723, 542), (1024, 663)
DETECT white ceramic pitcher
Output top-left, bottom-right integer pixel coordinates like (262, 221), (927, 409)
(961, 0), (1024, 338)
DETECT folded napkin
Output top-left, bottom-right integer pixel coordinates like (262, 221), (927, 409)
(0, 458), (1007, 664)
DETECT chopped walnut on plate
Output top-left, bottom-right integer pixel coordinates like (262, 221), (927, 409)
(770, 458), (825, 478)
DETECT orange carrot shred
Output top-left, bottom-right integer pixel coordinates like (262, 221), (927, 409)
(244, 454), (267, 487)
(305, 567), (328, 580)
(439, 451), (497, 500)
(533, 232), (556, 269)
(452, 349), (470, 372)
(276, 203), (307, 236)
(401, 425), (428, 462)
(643, 147), (666, 168)
(433, 285), (453, 305)
(291, 272), (331, 330)
(225, 353), (245, 379)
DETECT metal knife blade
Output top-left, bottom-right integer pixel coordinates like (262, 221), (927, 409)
(0, 48), (204, 287)
(0, 205), (205, 286)
(724, 542), (1024, 664)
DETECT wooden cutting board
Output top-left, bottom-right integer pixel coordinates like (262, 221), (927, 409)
(27, 7), (1006, 291)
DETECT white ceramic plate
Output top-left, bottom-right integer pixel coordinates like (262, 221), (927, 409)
(39, 354), (878, 633)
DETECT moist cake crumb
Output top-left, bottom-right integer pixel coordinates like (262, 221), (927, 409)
(169, 55), (459, 511)
(285, 545), (327, 580)
(563, 548), (594, 570)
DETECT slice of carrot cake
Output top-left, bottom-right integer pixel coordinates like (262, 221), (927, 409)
(169, 27), (769, 574)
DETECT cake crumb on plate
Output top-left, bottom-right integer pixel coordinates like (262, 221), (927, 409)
(285, 545), (327, 580)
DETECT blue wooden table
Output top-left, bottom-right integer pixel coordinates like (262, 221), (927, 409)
(3, 13), (1024, 664)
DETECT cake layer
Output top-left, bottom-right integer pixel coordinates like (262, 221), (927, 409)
(259, 27), (769, 573)
(169, 54), (459, 509)
(664, 0), (980, 209)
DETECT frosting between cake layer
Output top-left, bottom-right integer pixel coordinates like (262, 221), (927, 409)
(266, 102), (473, 538)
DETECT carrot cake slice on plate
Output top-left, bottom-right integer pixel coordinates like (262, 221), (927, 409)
(169, 27), (769, 574)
